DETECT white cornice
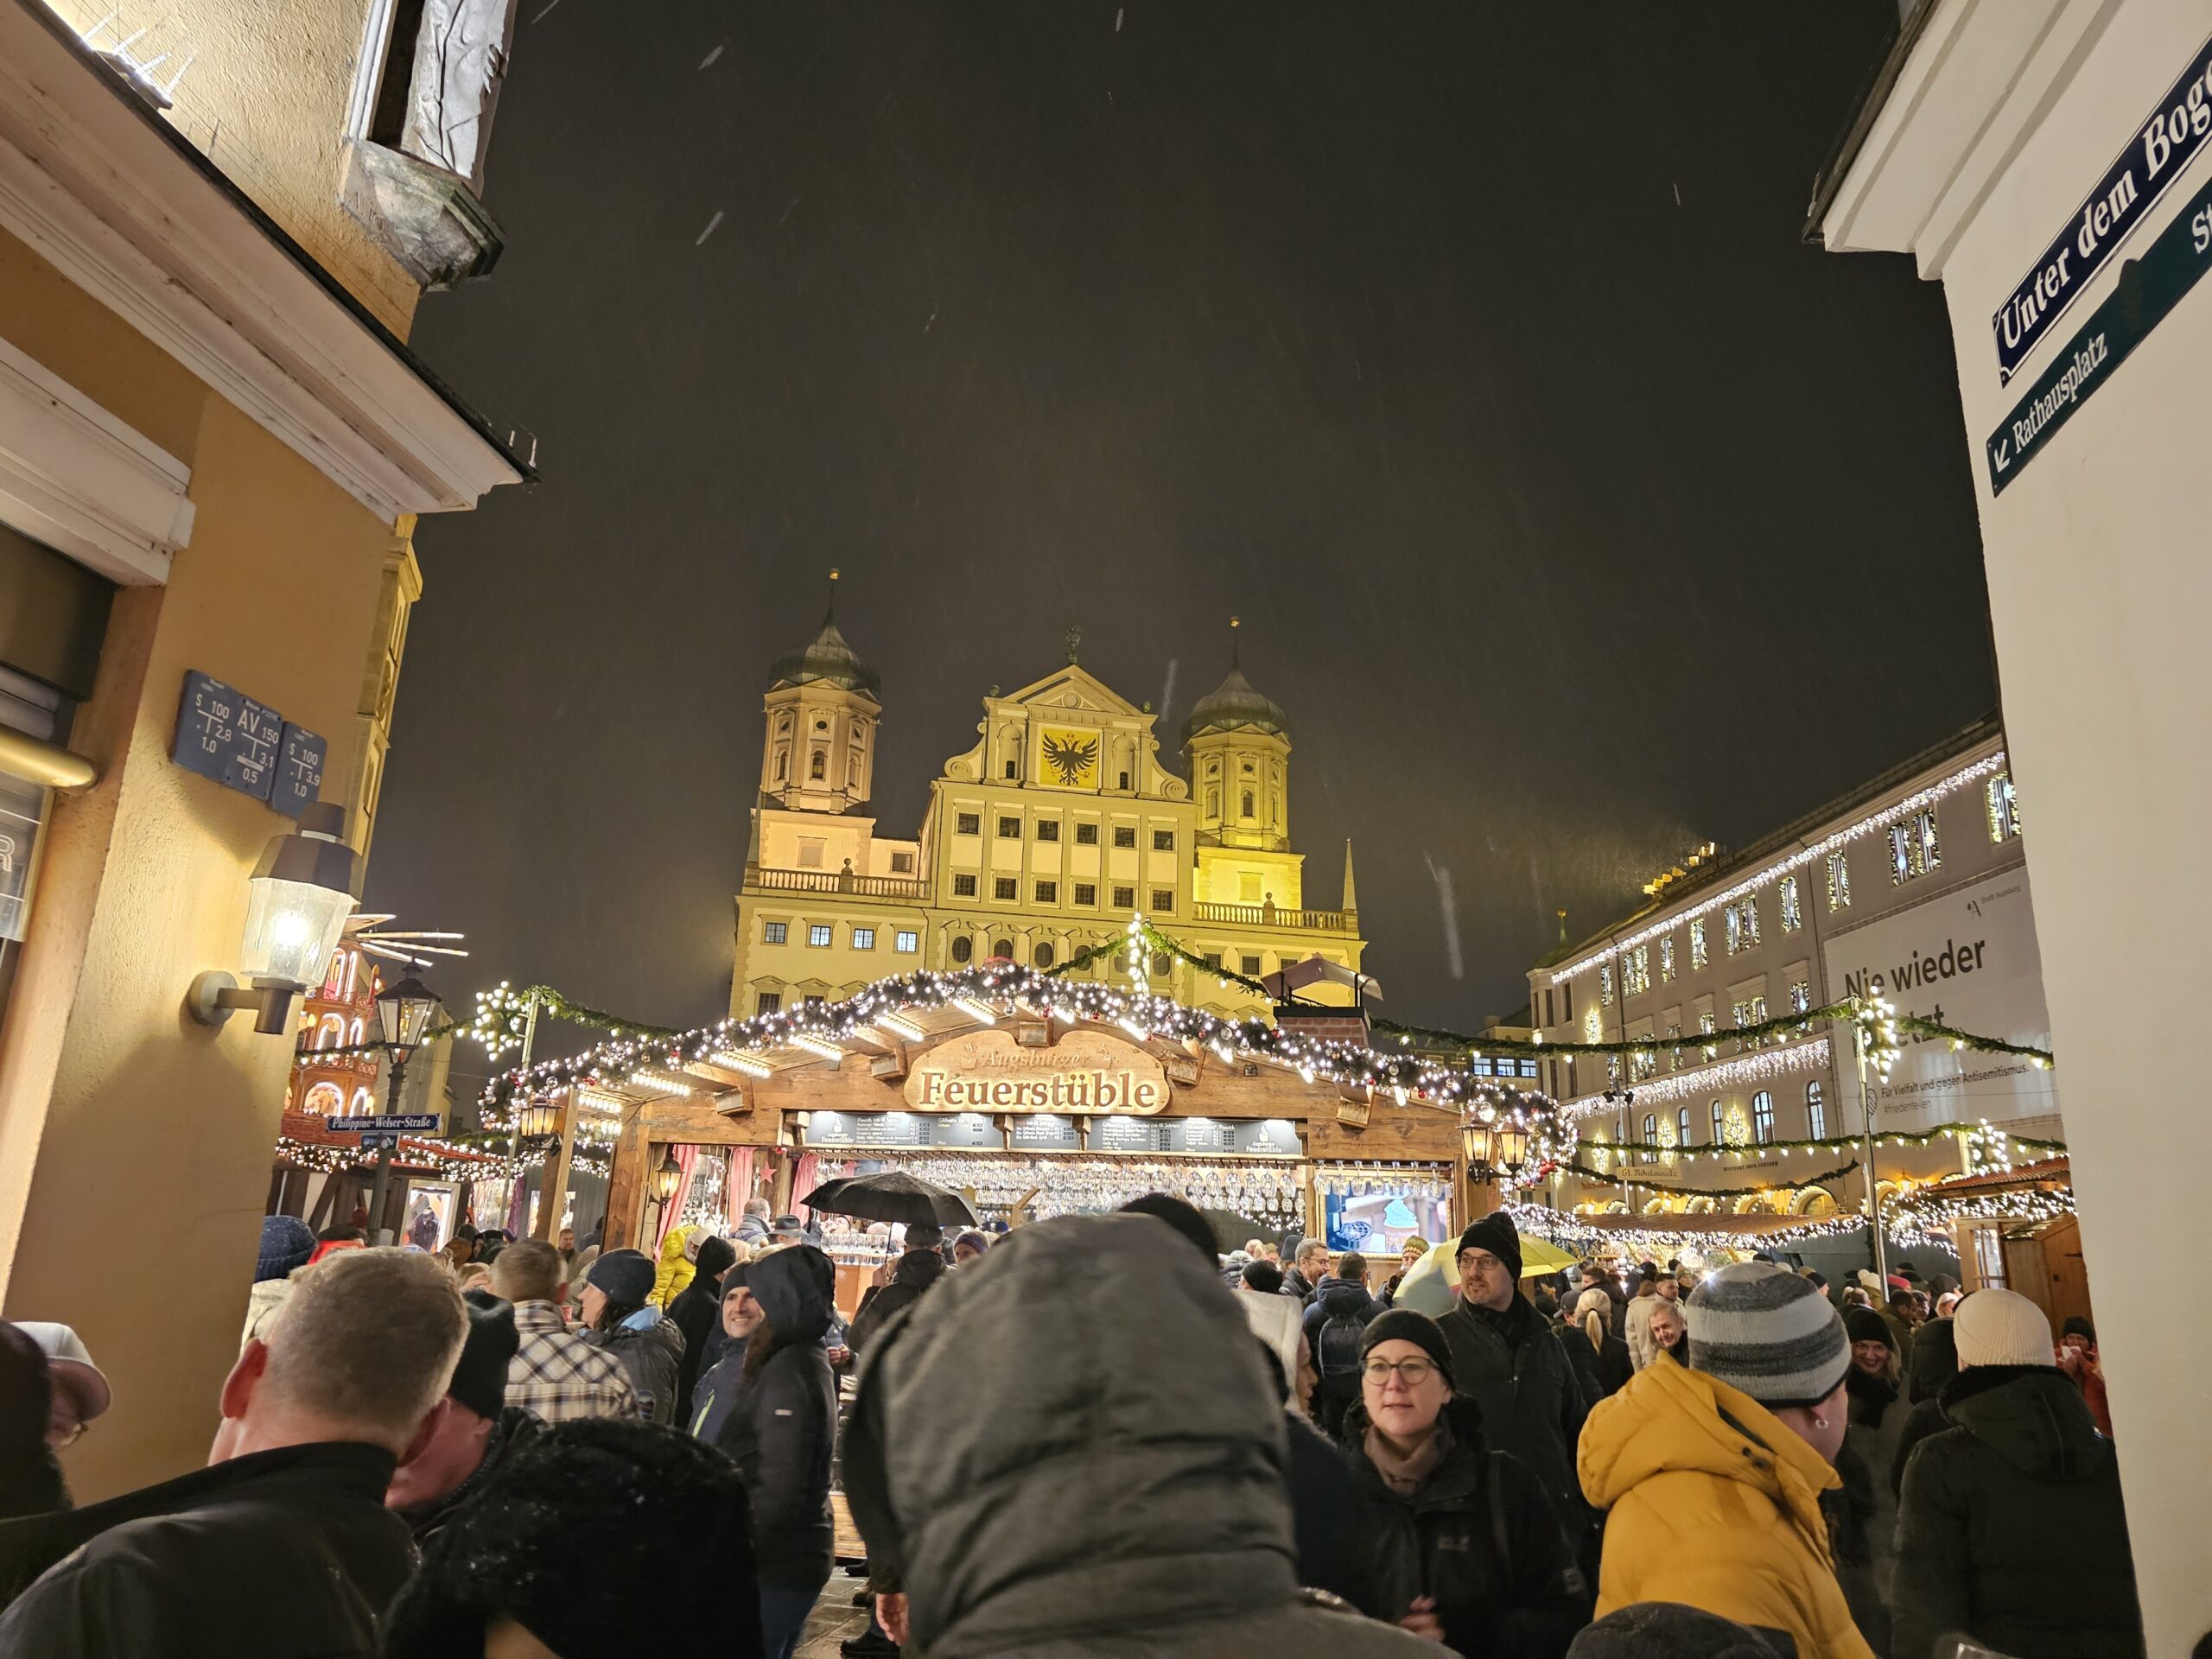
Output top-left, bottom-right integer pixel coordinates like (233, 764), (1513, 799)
(1817, 0), (2123, 277)
(0, 3), (524, 524)
(0, 331), (191, 583)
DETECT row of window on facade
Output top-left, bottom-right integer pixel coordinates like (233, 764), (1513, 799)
(762, 921), (924, 952)
(945, 874), (1176, 912)
(1573, 774), (2022, 1017)
(1611, 1080), (1829, 1153)
(953, 812), (1176, 851)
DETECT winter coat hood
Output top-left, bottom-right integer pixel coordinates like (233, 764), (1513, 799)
(1937, 1363), (2107, 1480)
(845, 1213), (1303, 1656)
(745, 1244), (836, 1349)
(1580, 1352), (1840, 1527)
(1905, 1316), (1958, 1403)
(891, 1247), (947, 1292)
(652, 1224), (698, 1308)
(1315, 1278), (1375, 1319)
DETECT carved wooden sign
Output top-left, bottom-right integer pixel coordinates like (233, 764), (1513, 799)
(904, 1028), (1170, 1115)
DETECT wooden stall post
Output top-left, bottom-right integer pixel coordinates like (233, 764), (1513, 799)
(531, 1085), (577, 1241)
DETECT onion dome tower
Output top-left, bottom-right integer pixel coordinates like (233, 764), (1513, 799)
(1183, 616), (1291, 852)
(760, 569), (880, 812)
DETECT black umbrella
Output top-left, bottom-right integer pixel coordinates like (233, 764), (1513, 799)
(802, 1170), (978, 1227)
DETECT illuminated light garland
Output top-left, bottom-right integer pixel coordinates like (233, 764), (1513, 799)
(626, 1069), (694, 1096)
(1557, 1157), (1862, 1198)
(1506, 1202), (1872, 1254)
(711, 1050), (775, 1078)
(1546, 751), (2012, 985)
(787, 1033), (846, 1062)
(479, 962), (1577, 1191)
(1571, 1120), (2064, 1166)
(874, 1012), (928, 1042)
(1562, 1038), (1832, 1117)
(468, 982), (677, 1064)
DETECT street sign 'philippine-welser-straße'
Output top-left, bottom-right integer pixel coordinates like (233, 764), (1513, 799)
(1992, 28), (2212, 385)
(1986, 173), (2212, 496)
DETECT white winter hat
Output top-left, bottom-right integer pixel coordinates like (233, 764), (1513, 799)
(1955, 1287), (2056, 1369)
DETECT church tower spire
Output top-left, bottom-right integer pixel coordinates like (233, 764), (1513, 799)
(1342, 839), (1358, 918)
(760, 569), (882, 813)
(1183, 616), (1292, 852)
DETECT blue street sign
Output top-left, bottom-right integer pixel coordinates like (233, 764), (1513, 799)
(1986, 170), (2212, 495)
(326, 1114), (441, 1134)
(1993, 29), (2212, 383)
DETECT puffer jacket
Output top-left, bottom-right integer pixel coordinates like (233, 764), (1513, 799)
(1341, 1395), (1586, 1658)
(840, 1213), (1440, 1659)
(1435, 1293), (1592, 1549)
(1891, 1365), (2145, 1659)
(846, 1247), (945, 1355)
(651, 1224), (698, 1309)
(715, 1245), (839, 1591)
(586, 1310), (686, 1426)
(1579, 1353), (1873, 1659)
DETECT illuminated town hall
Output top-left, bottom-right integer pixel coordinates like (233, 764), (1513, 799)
(730, 582), (1366, 1021)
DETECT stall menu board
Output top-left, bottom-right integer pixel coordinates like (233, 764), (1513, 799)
(926, 1113), (1001, 1148)
(1167, 1117), (1231, 1154)
(171, 670), (326, 818)
(1009, 1114), (1081, 1151)
(1092, 1116), (1171, 1154)
(807, 1112), (927, 1149)
(809, 1112), (1000, 1149)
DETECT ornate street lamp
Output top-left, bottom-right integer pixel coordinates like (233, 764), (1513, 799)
(651, 1148), (685, 1204)
(362, 973), (440, 1242)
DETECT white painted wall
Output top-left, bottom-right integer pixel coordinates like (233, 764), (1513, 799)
(1826, 3), (2212, 1649)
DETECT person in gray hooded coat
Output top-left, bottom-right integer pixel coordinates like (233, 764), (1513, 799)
(840, 1212), (1440, 1659)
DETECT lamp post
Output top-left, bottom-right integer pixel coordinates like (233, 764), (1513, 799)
(366, 973), (439, 1244)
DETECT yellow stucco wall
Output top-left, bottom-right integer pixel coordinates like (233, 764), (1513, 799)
(0, 225), (403, 1497)
(41, 0), (421, 336)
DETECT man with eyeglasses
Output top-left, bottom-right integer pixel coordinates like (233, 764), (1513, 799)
(1434, 1212), (1598, 1577)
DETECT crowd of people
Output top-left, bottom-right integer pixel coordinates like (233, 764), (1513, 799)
(0, 1196), (2153, 1659)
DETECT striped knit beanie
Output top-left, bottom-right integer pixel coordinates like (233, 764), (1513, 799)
(1687, 1262), (1850, 1408)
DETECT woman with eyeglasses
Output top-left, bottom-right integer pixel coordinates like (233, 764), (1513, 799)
(1342, 1309), (1587, 1656)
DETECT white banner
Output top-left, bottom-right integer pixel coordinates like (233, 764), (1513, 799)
(1822, 864), (2061, 1133)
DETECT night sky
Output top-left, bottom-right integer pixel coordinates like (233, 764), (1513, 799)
(373, 1), (1994, 1065)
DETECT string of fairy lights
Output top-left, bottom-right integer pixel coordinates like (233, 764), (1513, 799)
(284, 912), (2059, 1238)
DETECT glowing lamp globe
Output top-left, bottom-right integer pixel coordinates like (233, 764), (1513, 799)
(651, 1149), (684, 1204)
(375, 974), (441, 1056)
(240, 802), (359, 989)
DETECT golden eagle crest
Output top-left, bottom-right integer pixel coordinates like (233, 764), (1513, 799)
(1041, 730), (1099, 787)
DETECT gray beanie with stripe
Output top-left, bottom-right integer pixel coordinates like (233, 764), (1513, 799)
(1687, 1262), (1850, 1408)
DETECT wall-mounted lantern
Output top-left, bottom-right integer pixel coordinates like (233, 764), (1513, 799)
(187, 802), (358, 1034)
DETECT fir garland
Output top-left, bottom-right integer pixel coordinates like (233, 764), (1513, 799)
(1559, 1156), (1862, 1197)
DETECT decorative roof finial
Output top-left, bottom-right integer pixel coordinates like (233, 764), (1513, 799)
(1229, 614), (1242, 671)
(1064, 622), (1082, 665)
(1556, 907), (1568, 945)
(823, 567), (841, 626)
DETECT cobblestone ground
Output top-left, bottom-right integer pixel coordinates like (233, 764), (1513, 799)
(793, 1569), (875, 1658)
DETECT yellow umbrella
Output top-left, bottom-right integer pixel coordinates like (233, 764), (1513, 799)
(1516, 1236), (1579, 1278)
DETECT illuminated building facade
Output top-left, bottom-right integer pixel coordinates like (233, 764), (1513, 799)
(733, 596), (1366, 1023)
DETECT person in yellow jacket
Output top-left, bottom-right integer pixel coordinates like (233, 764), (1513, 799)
(1579, 1261), (1874, 1659)
(652, 1224), (702, 1309)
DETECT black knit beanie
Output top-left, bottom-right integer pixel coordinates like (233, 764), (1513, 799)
(450, 1291), (519, 1421)
(1359, 1308), (1456, 1391)
(1455, 1211), (1522, 1280)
